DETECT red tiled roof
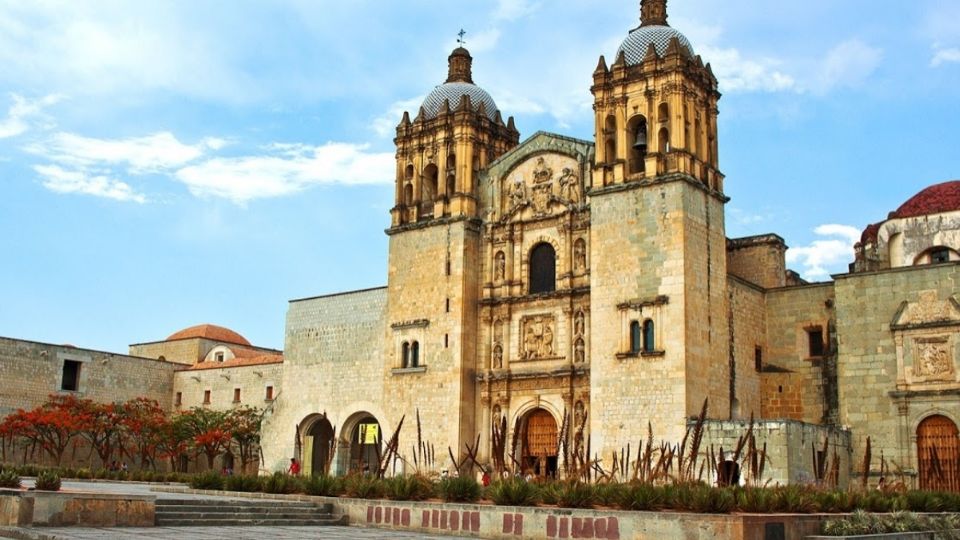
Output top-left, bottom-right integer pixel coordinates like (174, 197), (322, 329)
(890, 180), (960, 219)
(860, 222), (881, 244)
(185, 354), (283, 371)
(166, 324), (251, 346)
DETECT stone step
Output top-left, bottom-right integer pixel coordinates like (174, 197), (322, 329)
(157, 510), (328, 519)
(155, 517), (346, 527)
(156, 499), (319, 508)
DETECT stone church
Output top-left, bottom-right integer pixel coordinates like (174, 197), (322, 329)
(2, 0), (958, 489)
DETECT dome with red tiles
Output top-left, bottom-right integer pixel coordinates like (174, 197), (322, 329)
(166, 324), (251, 346)
(889, 180), (960, 219)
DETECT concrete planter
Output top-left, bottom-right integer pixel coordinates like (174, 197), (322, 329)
(0, 488), (154, 527)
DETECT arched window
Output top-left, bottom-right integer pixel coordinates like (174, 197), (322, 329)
(658, 102), (669, 123)
(658, 127), (670, 154)
(410, 341), (420, 367)
(401, 342), (410, 368)
(627, 115), (647, 174)
(421, 164), (438, 217)
(529, 242), (556, 294)
(629, 321), (641, 354)
(405, 164), (415, 181)
(403, 183), (413, 205)
(604, 115), (617, 163)
(643, 319), (655, 352)
(915, 246), (958, 265)
(446, 174), (456, 197)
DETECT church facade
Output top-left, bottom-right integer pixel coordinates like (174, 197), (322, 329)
(258, 0), (960, 489)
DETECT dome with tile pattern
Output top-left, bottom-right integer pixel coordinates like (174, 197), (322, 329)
(617, 25), (695, 65)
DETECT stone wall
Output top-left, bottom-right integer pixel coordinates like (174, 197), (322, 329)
(727, 277), (765, 420)
(128, 338), (204, 364)
(727, 234), (787, 289)
(261, 287), (387, 474)
(0, 337), (181, 418)
(699, 419), (852, 487)
(762, 283), (836, 425)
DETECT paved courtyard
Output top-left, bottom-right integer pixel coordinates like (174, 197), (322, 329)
(1, 481), (463, 540)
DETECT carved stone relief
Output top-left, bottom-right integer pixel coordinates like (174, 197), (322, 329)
(520, 314), (557, 360)
(502, 153), (582, 220)
(494, 251), (506, 281)
(912, 336), (955, 381)
(573, 239), (587, 271)
(492, 344), (503, 369)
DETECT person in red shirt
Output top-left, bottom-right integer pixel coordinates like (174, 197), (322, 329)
(287, 457), (301, 476)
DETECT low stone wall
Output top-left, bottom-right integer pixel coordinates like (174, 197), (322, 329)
(0, 489), (154, 527)
(152, 486), (829, 539)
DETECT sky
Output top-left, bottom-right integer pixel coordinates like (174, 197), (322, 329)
(1, 0), (958, 353)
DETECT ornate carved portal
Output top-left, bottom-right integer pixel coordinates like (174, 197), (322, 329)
(520, 314), (556, 360)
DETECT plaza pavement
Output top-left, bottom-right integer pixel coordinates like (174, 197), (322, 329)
(0, 480), (463, 540)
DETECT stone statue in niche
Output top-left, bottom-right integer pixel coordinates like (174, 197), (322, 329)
(532, 156), (553, 184)
(573, 239), (586, 270)
(520, 315), (556, 359)
(492, 404), (502, 428)
(914, 337), (954, 380)
(559, 167), (581, 203)
(492, 343), (503, 369)
(494, 251), (506, 281)
(574, 338), (585, 363)
(508, 180), (527, 210)
(574, 401), (586, 427)
(574, 310), (585, 336)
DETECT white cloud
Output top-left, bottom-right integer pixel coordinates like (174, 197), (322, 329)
(810, 39), (882, 94)
(786, 224), (860, 280)
(34, 164), (146, 203)
(372, 96), (424, 138)
(0, 94), (61, 139)
(32, 132), (220, 173)
(931, 47), (960, 67)
(493, 0), (540, 22)
(174, 143), (394, 204)
(699, 45), (796, 93)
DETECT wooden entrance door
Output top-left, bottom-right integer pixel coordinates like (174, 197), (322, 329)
(918, 415), (960, 492)
(523, 409), (558, 477)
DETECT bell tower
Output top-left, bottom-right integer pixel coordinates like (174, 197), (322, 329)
(384, 44), (519, 463)
(391, 46), (519, 227)
(587, 0), (731, 453)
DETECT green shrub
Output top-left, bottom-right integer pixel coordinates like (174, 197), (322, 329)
(0, 469), (21, 489)
(439, 476), (481, 503)
(189, 470), (225, 490)
(554, 481), (595, 508)
(60, 467), (77, 479)
(487, 478), (539, 506)
(75, 468), (92, 480)
(857, 490), (898, 513)
(35, 470), (61, 491)
(304, 474), (344, 497)
(18, 465), (39, 477)
(818, 510), (960, 537)
(813, 489), (859, 514)
(593, 482), (625, 506)
(668, 483), (735, 514)
(165, 472), (184, 483)
(93, 468), (109, 479)
(224, 474), (263, 492)
(344, 474), (385, 499)
(262, 472), (302, 494)
(771, 485), (819, 513)
(384, 474), (434, 501)
(538, 482), (561, 505)
(618, 482), (663, 511)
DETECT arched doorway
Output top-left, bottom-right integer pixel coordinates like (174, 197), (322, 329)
(349, 415), (381, 474)
(307, 418), (335, 477)
(522, 408), (558, 478)
(917, 415), (960, 492)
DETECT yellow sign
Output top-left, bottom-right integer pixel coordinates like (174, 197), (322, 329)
(358, 423), (379, 445)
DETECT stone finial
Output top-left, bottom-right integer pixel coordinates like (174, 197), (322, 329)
(594, 55), (609, 75)
(446, 47), (474, 83)
(640, 0), (668, 27)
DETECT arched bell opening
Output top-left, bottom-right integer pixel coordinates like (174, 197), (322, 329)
(626, 115), (647, 174)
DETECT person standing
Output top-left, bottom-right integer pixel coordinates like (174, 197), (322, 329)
(287, 457), (301, 476)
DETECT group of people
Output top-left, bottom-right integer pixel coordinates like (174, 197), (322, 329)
(107, 461), (128, 472)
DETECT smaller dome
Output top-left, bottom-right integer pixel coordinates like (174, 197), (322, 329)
(890, 180), (960, 219)
(421, 82), (500, 121)
(167, 324), (251, 346)
(617, 25), (694, 65)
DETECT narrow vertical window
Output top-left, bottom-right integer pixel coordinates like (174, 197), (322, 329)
(175, 392), (183, 407)
(401, 342), (410, 368)
(445, 334), (449, 348)
(265, 386), (274, 400)
(754, 346), (763, 372)
(643, 319), (655, 352)
(411, 341), (420, 368)
(233, 388), (241, 403)
(446, 298), (451, 312)
(807, 327), (825, 357)
(203, 390), (211, 405)
(629, 321), (641, 354)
